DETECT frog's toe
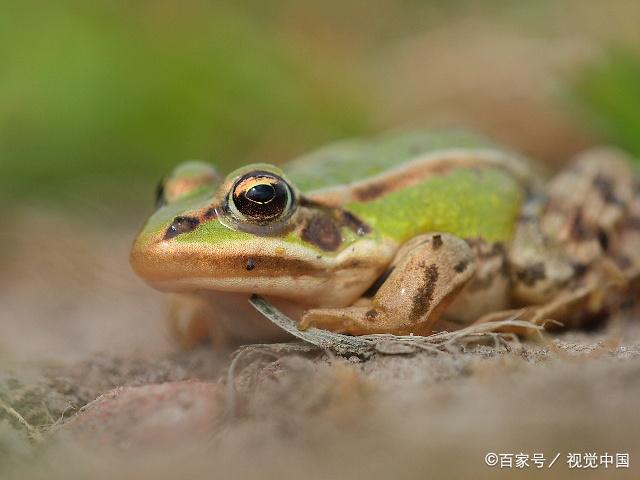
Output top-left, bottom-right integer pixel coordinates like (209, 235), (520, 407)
(297, 311), (316, 331)
(299, 308), (351, 332)
(299, 307), (382, 335)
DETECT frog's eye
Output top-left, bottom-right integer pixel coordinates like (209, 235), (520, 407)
(227, 171), (295, 225)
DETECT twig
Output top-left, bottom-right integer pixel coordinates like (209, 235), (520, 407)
(0, 397), (43, 442)
(248, 295), (544, 358)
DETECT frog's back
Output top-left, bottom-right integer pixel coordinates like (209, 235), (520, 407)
(284, 130), (518, 192)
(286, 130), (532, 244)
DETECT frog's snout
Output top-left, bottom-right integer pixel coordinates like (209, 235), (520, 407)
(129, 233), (157, 281)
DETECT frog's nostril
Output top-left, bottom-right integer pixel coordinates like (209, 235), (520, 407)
(164, 216), (200, 240)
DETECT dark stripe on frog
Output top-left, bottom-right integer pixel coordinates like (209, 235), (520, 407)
(515, 262), (546, 286)
(454, 259), (470, 273)
(365, 309), (379, 321)
(570, 209), (614, 246)
(409, 263), (439, 322)
(203, 207), (217, 219)
(301, 214), (342, 251)
(466, 238), (507, 260)
(164, 216), (200, 240)
(351, 163), (457, 202)
(164, 205), (221, 240)
(340, 210), (371, 236)
(570, 209), (591, 241)
(597, 229), (609, 251)
(311, 155), (529, 205)
(354, 183), (387, 202)
(571, 262), (588, 277)
(299, 196), (371, 237)
(593, 174), (624, 206)
(464, 239), (508, 292)
(141, 249), (378, 282)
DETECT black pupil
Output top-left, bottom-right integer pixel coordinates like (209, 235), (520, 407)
(246, 183), (275, 203)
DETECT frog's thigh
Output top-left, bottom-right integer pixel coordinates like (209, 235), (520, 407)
(508, 196), (577, 305)
(541, 147), (636, 265)
(441, 240), (510, 327)
(299, 233), (476, 335)
(510, 149), (636, 306)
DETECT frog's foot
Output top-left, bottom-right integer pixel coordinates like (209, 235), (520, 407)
(299, 233), (476, 335)
(475, 284), (595, 333)
(476, 253), (640, 333)
(168, 294), (229, 348)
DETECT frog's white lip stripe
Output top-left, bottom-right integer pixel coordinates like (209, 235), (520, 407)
(146, 264), (387, 307)
(133, 237), (397, 307)
(147, 274), (351, 306)
(307, 148), (533, 205)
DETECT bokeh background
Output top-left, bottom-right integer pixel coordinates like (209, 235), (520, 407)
(1, 0), (640, 361)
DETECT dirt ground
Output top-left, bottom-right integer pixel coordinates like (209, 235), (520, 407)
(1, 215), (639, 480)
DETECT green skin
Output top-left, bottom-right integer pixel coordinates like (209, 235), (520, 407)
(136, 131), (524, 247)
(131, 130), (631, 340)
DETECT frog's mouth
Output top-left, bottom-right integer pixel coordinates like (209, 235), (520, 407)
(130, 231), (391, 307)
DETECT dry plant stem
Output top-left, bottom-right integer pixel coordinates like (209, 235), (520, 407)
(248, 295), (545, 358)
(0, 397), (43, 442)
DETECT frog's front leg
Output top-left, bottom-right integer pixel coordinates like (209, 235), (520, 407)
(170, 292), (296, 346)
(168, 294), (229, 348)
(299, 233), (476, 335)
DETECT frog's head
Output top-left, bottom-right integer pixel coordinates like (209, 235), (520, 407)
(130, 161), (392, 306)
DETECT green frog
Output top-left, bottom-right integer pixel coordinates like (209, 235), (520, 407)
(130, 131), (640, 345)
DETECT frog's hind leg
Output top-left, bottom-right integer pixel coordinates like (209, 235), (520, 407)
(438, 239), (512, 330)
(538, 147), (640, 324)
(298, 233), (476, 335)
(541, 147), (638, 268)
(507, 193), (578, 306)
(484, 148), (640, 329)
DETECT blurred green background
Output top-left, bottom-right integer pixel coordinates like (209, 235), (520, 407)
(1, 0), (639, 214)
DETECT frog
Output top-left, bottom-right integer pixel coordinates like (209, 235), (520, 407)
(130, 131), (640, 346)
